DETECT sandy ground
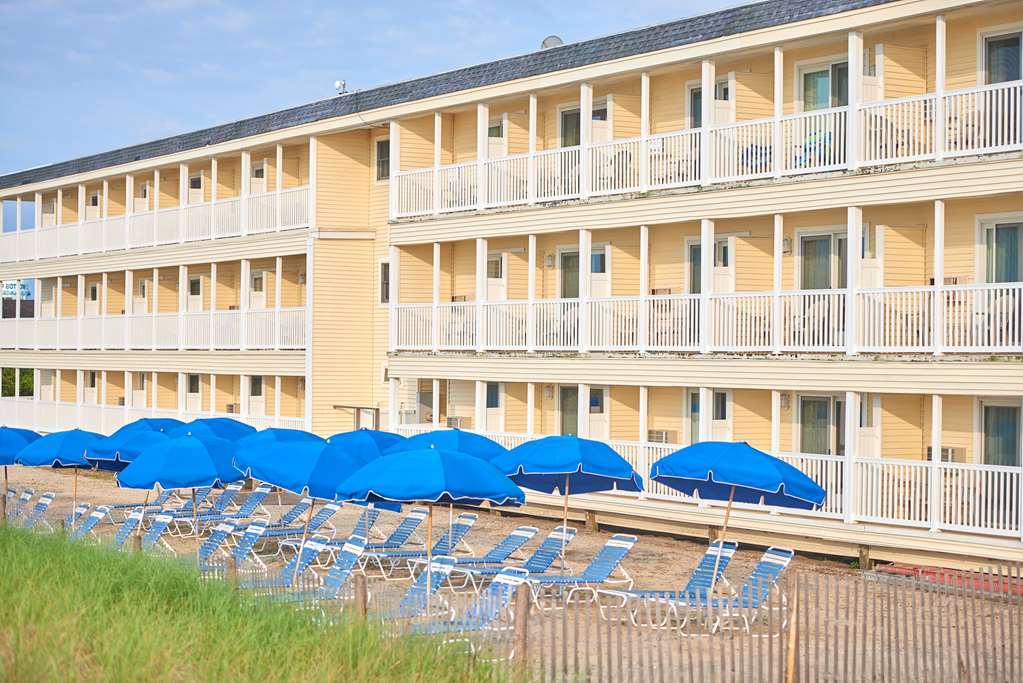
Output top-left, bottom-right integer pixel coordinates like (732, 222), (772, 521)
(5, 466), (855, 588)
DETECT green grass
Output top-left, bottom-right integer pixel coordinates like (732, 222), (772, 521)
(0, 526), (505, 682)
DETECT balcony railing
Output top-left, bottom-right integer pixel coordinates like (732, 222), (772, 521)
(0, 307), (306, 351)
(390, 81), (1023, 220)
(392, 282), (1023, 354)
(0, 186), (309, 264)
(392, 424), (1023, 540)
(0, 397), (304, 435)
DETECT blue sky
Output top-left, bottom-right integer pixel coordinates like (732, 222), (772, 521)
(0, 0), (732, 177)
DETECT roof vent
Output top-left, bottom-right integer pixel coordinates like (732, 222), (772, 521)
(540, 35), (564, 50)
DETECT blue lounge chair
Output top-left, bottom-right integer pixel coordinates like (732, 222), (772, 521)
(68, 505), (110, 541)
(167, 486), (213, 518)
(282, 506), (382, 565)
(240, 535), (330, 590)
(384, 555), (458, 620)
(235, 497), (311, 534)
(190, 484), (272, 534)
(141, 512), (176, 554)
(449, 525), (577, 593)
(9, 488), (34, 520)
(363, 512), (477, 579)
(704, 546), (795, 634)
(20, 492), (55, 530)
(197, 521), (239, 568)
(413, 525), (537, 575)
(64, 502), (91, 531)
(527, 534), (638, 603)
(169, 484), (240, 535)
(364, 507), (428, 551)
(107, 489), (174, 523)
(111, 508), (147, 549)
(231, 519), (270, 569)
(275, 535), (368, 606)
(258, 503), (342, 556)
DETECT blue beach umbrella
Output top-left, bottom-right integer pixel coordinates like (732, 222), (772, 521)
(236, 428), (325, 450)
(330, 427), (406, 454)
(386, 428), (505, 461)
(16, 428), (101, 513)
(650, 441), (826, 592)
(86, 418), (182, 466)
(106, 430), (171, 464)
(168, 418), (256, 442)
(0, 426), (41, 514)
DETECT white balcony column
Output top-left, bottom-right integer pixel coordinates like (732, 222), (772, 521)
(153, 169), (160, 213)
(76, 370), (84, 426)
(526, 382), (536, 435)
(639, 72), (650, 191)
(178, 265), (187, 351)
(526, 234), (537, 353)
(274, 255), (283, 350)
(275, 143), (284, 229)
(431, 379), (441, 427)
(929, 394), (943, 532)
(770, 390), (781, 454)
(77, 183), (85, 228)
(54, 368), (61, 423)
(773, 48), (784, 178)
(240, 259), (250, 350)
(772, 214), (783, 354)
(432, 112), (442, 215)
(56, 188), (63, 227)
(578, 228), (592, 352)
(638, 225), (650, 353)
(388, 122), (400, 220)
(32, 191), (40, 257)
(209, 262), (217, 350)
(150, 371), (157, 415)
(527, 94), (537, 205)
(100, 273), (108, 350)
(76, 274), (85, 351)
(101, 180), (109, 251)
(123, 176), (133, 247)
(307, 136), (317, 230)
(151, 267), (159, 352)
(846, 207), (862, 355)
(847, 31), (863, 170)
(178, 162), (188, 243)
(124, 270), (133, 349)
(431, 242), (440, 352)
(843, 391), (861, 524)
(177, 372), (186, 417)
(475, 237), (487, 352)
(579, 82), (593, 199)
(240, 151), (251, 235)
(387, 375), (399, 429)
(387, 245), (400, 352)
(638, 386), (649, 443)
(476, 102), (490, 209)
(934, 15), (947, 160)
(210, 157), (218, 237)
(55, 276), (63, 348)
(699, 218), (714, 353)
(933, 199), (945, 355)
(700, 60), (715, 185)
(14, 196), (21, 235)
(123, 371), (131, 423)
(474, 380), (486, 431)
(577, 384), (590, 438)
(209, 373), (217, 416)
(240, 375), (250, 418)
(698, 387), (713, 442)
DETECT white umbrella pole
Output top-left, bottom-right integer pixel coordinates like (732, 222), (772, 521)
(426, 504), (433, 615)
(447, 503), (453, 554)
(72, 468), (78, 519)
(294, 499), (316, 586)
(191, 488), (198, 539)
(561, 474), (570, 574)
(707, 485), (736, 599)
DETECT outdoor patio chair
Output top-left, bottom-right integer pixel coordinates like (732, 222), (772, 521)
(186, 484), (273, 535)
(257, 502), (342, 556)
(9, 487), (34, 520)
(240, 535), (330, 591)
(448, 526), (577, 593)
(141, 512), (176, 554)
(527, 533), (638, 605)
(382, 555), (458, 621)
(362, 512), (477, 579)
(282, 506), (382, 566)
(19, 491), (55, 530)
(412, 525), (537, 575)
(234, 497), (311, 534)
(363, 507), (428, 551)
(702, 546), (795, 635)
(107, 489), (174, 523)
(274, 535), (368, 607)
(197, 521), (238, 568)
(231, 519), (270, 569)
(169, 484), (239, 535)
(68, 505), (110, 542)
(63, 502), (90, 531)
(111, 507), (147, 549)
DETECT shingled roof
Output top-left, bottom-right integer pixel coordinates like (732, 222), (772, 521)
(0, 0), (899, 190)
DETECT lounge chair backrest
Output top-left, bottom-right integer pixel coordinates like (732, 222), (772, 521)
(151, 489), (172, 507)
(480, 526), (538, 564)
(276, 535), (329, 587)
(142, 513), (174, 549)
(233, 519), (269, 563)
(176, 487), (212, 514)
(276, 498), (312, 526)
(198, 521), (238, 562)
(351, 507), (381, 539)
(21, 492), (55, 529)
(682, 540), (739, 599)
(741, 546), (794, 608)
(322, 535), (367, 595)
(524, 525), (578, 573)
(578, 534), (638, 582)
(306, 502), (341, 532)
(12, 488), (33, 517)
(64, 502), (90, 529)
(69, 505), (110, 541)
(233, 485), (271, 517)
(431, 512), (477, 554)
(210, 483), (243, 513)
(381, 507), (428, 546)
(112, 508), (146, 548)
(465, 566), (529, 627)
(397, 555), (457, 617)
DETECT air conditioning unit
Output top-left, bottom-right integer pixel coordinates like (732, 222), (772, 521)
(647, 429), (678, 444)
(447, 416), (471, 429)
(926, 446), (962, 462)
(225, 403), (239, 414)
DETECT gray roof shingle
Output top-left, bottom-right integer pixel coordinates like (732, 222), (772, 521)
(0, 0), (899, 191)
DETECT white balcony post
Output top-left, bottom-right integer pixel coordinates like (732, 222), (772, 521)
(14, 198), (21, 261)
(577, 383), (590, 438)
(240, 375), (250, 419)
(638, 386), (649, 442)
(56, 188), (63, 228)
(474, 380), (486, 431)
(240, 151), (251, 235)
(177, 265), (186, 351)
(178, 163), (187, 243)
(772, 214), (783, 354)
(433, 112), (442, 215)
(33, 191), (40, 257)
(387, 376), (399, 429)
(124, 270), (133, 349)
(526, 382), (536, 435)
(843, 391), (860, 524)
(177, 372), (186, 417)
(76, 274), (84, 351)
(846, 207), (862, 355)
(770, 390), (781, 454)
(579, 82), (593, 199)
(638, 225), (649, 353)
(151, 267), (159, 351)
(100, 273), (108, 350)
(933, 199), (945, 355)
(274, 256), (282, 350)
(934, 15), (947, 160)
(33, 368), (40, 430)
(123, 176), (133, 247)
(209, 373), (217, 416)
(431, 242), (440, 352)
(847, 31), (863, 171)
(929, 394), (943, 532)
(578, 228), (592, 352)
(152, 170), (160, 247)
(275, 143), (284, 230)
(388, 245), (399, 352)
(700, 60), (715, 185)
(640, 72), (650, 191)
(431, 379), (441, 427)
(773, 48), (784, 178)
(475, 238), (487, 352)
(77, 185), (85, 255)
(240, 259), (250, 351)
(274, 376), (282, 426)
(13, 278), (21, 349)
(150, 371), (157, 416)
(476, 103), (489, 209)
(527, 94), (537, 205)
(101, 180), (109, 251)
(388, 122), (400, 221)
(76, 369), (83, 426)
(526, 234), (537, 353)
(123, 371), (131, 423)
(698, 387), (712, 442)
(209, 262), (217, 350)
(55, 276), (63, 348)
(210, 157), (218, 238)
(307, 136), (317, 230)
(699, 218), (714, 353)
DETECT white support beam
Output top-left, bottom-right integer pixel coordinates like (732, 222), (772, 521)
(639, 72), (650, 191)
(177, 372), (186, 416)
(240, 259), (250, 351)
(275, 144), (284, 229)
(307, 136), (317, 230)
(934, 15), (947, 160)
(579, 82), (593, 199)
(638, 224), (649, 352)
(304, 236), (314, 431)
(388, 122), (400, 220)
(209, 262), (217, 351)
(699, 218), (714, 354)
(274, 255), (283, 350)
(700, 60), (715, 185)
(274, 375), (282, 423)
(432, 378), (441, 427)
(933, 199), (945, 355)
(771, 389), (782, 453)
(178, 162), (187, 243)
(772, 214), (784, 354)
(240, 374), (250, 418)
(578, 228), (592, 352)
(577, 384), (590, 438)
(209, 373), (217, 416)
(178, 265), (187, 351)
(698, 387), (713, 442)
(240, 151), (250, 235)
(56, 188), (63, 225)
(638, 386), (649, 442)
(388, 244), (400, 352)
(929, 394), (943, 532)
(432, 242), (441, 352)
(527, 234), (537, 352)
(151, 267), (159, 351)
(476, 103), (489, 209)
(526, 382), (535, 435)
(474, 380), (486, 431)
(387, 376), (399, 429)
(843, 391), (861, 524)
(527, 94), (537, 205)
(475, 237), (487, 352)
(773, 48), (784, 178)
(847, 31), (863, 170)
(846, 207), (862, 355)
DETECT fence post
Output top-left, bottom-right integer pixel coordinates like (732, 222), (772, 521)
(513, 582), (531, 675)
(785, 573), (799, 683)
(354, 572), (369, 618)
(227, 558), (239, 591)
(0, 495), (6, 524)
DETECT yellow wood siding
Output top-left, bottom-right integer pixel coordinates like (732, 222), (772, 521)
(399, 244), (433, 304)
(399, 115), (435, 171)
(504, 382), (528, 433)
(647, 386), (684, 441)
(881, 393), (926, 460)
(946, 5), (1023, 91)
(451, 110), (477, 162)
(883, 224), (927, 287)
(107, 178), (126, 217)
(156, 267), (178, 314)
(884, 44), (929, 98)
(610, 385), (640, 441)
(104, 372), (125, 406)
(214, 262), (240, 310)
(157, 167), (180, 208)
(156, 372), (178, 410)
(105, 272), (126, 315)
(316, 131), (371, 232)
(732, 388), (773, 452)
(217, 157), (240, 199)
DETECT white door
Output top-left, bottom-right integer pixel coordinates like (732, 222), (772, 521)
(134, 181), (150, 213)
(713, 239), (735, 294)
(487, 119), (507, 159)
(39, 370), (54, 402)
(132, 374), (148, 408)
(591, 105), (612, 144)
(188, 174), (203, 205)
(85, 283), (100, 317)
(486, 254), (507, 302)
(248, 376), (265, 417)
(41, 199), (56, 227)
(185, 374), (202, 412)
(134, 277), (151, 313)
(484, 382), (504, 432)
(187, 277), (203, 313)
(85, 192), (101, 221)
(249, 271), (267, 310)
(40, 282), (56, 318)
(588, 387), (610, 441)
(710, 391), (731, 441)
(590, 246), (611, 298)
(83, 372), (98, 405)
(251, 161), (267, 195)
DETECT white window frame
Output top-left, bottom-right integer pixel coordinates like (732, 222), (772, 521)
(374, 137), (390, 183)
(794, 53), (848, 113)
(684, 75), (735, 128)
(793, 393), (847, 455)
(793, 226), (849, 290)
(88, 191), (101, 208)
(975, 212), (1023, 283)
(556, 98), (611, 148)
(977, 22), (1023, 86)
(188, 276), (203, 299)
(555, 242), (612, 297)
(487, 114), (509, 158)
(189, 172), (204, 192)
(975, 396), (1023, 465)
(377, 258), (390, 307)
(682, 234), (742, 294)
(252, 159), (266, 181)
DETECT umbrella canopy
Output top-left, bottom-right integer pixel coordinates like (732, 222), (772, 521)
(117, 434), (244, 490)
(120, 418), (184, 434)
(167, 418), (256, 442)
(0, 426), (40, 465)
(236, 428), (325, 450)
(385, 429), (505, 461)
(102, 430), (171, 464)
(16, 429), (98, 467)
(330, 427), (405, 453)
(491, 435), (644, 495)
(649, 441), (826, 510)
(235, 439), (366, 498)
(87, 419), (182, 463)
(336, 448), (524, 507)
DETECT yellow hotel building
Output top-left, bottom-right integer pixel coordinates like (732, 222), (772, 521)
(2, 0), (1022, 565)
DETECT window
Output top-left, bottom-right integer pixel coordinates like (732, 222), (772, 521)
(589, 388), (605, 414)
(986, 33), (1022, 84)
(688, 82), (729, 128)
(86, 371), (97, 388)
(251, 273), (264, 294)
(688, 240), (729, 294)
(250, 375), (263, 398)
(487, 254), (503, 279)
(689, 391), (701, 444)
(138, 280), (148, 298)
(376, 139), (390, 180)
(800, 233), (848, 290)
(488, 122), (503, 138)
(139, 182), (148, 199)
(189, 174), (202, 190)
(984, 223), (1021, 284)
(379, 262), (391, 304)
(485, 382), (500, 409)
(88, 284), (99, 302)
(713, 391), (727, 421)
(863, 47), (877, 77)
(983, 404), (1020, 466)
(801, 61), (849, 111)
(89, 193), (100, 207)
(188, 374), (200, 394)
(252, 160), (265, 180)
(590, 247), (607, 274)
(559, 106), (608, 147)
(189, 277), (201, 297)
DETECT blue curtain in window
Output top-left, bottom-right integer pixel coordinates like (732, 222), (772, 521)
(984, 406), (1020, 467)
